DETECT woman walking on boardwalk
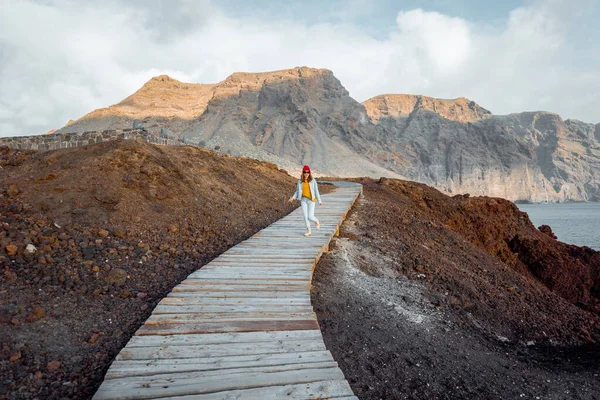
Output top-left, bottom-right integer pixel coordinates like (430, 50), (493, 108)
(288, 165), (322, 236)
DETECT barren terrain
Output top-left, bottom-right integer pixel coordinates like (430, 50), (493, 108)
(0, 141), (334, 399)
(312, 178), (600, 400)
(2, 143), (599, 399)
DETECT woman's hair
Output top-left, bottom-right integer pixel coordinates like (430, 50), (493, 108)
(300, 171), (313, 182)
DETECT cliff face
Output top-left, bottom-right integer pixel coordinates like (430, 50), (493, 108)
(363, 94), (492, 123)
(57, 67), (600, 202)
(184, 67), (397, 177)
(364, 106), (600, 202)
(59, 75), (217, 136)
(58, 68), (399, 179)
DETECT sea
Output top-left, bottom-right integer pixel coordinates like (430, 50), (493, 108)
(516, 202), (600, 251)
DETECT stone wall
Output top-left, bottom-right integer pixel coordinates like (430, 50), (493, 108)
(0, 129), (189, 151)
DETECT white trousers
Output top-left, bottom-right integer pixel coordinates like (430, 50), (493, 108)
(300, 197), (319, 229)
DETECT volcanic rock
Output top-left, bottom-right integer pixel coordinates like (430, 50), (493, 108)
(5, 244), (18, 256)
(46, 361), (61, 373)
(104, 269), (127, 287)
(25, 307), (45, 323)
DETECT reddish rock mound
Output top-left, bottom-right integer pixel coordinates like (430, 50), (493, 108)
(392, 178), (600, 316)
(334, 177), (599, 343)
(312, 178), (600, 399)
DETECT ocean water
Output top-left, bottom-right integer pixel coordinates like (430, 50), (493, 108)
(517, 202), (600, 251)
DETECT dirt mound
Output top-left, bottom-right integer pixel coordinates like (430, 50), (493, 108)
(0, 140), (316, 399)
(380, 177), (600, 316)
(312, 178), (600, 399)
(322, 177), (599, 343)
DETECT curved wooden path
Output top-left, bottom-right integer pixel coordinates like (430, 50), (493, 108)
(94, 182), (362, 400)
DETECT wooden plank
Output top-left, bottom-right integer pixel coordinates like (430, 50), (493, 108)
(109, 379), (354, 399)
(126, 330), (324, 347)
(228, 245), (324, 249)
(171, 285), (310, 292)
(172, 285), (311, 291)
(152, 305), (314, 314)
(145, 312), (317, 324)
(243, 237), (331, 241)
(105, 351), (335, 379)
(212, 255), (316, 260)
(165, 295), (312, 302)
(176, 281), (311, 288)
(116, 340), (327, 360)
(94, 367), (345, 399)
(183, 278), (313, 284)
(107, 350), (333, 369)
(147, 311), (316, 320)
(136, 319), (320, 335)
(224, 248), (322, 252)
(105, 363), (339, 385)
(230, 241), (325, 245)
(170, 287), (310, 294)
(214, 251), (316, 256)
(159, 297), (312, 306)
(205, 261), (315, 266)
(183, 276), (311, 282)
(187, 273), (312, 279)
(182, 278), (313, 283)
(197, 264), (314, 270)
(198, 261), (315, 267)
(167, 289), (310, 296)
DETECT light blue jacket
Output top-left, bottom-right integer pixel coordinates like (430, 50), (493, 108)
(291, 179), (322, 203)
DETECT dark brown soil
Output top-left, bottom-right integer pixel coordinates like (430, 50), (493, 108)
(0, 141), (334, 400)
(312, 178), (600, 400)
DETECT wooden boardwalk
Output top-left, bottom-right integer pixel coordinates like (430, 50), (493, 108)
(94, 182), (362, 400)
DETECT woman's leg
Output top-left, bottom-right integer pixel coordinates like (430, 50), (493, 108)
(307, 201), (319, 226)
(301, 198), (311, 229)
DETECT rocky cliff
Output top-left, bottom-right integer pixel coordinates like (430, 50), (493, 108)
(58, 68), (399, 179)
(363, 94), (492, 123)
(59, 76), (216, 141)
(363, 97), (600, 202)
(57, 67), (600, 202)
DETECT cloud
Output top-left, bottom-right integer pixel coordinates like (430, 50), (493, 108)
(0, 0), (598, 137)
(394, 9), (472, 73)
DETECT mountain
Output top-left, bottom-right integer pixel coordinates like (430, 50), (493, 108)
(364, 98), (600, 202)
(58, 68), (399, 179)
(57, 67), (600, 202)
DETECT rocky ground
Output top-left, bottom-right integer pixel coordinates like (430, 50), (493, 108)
(0, 141), (332, 399)
(312, 178), (600, 400)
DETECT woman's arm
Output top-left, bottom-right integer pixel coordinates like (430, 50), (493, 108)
(314, 180), (322, 204)
(288, 181), (299, 202)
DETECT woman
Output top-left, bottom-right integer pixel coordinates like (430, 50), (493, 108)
(288, 165), (322, 236)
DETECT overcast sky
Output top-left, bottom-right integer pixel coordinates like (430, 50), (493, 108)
(1, 0), (599, 137)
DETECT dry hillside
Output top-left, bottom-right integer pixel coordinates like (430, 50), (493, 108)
(313, 178), (600, 399)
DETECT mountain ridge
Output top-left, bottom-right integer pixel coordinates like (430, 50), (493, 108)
(55, 67), (600, 202)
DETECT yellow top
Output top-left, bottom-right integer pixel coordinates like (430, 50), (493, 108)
(301, 181), (315, 202)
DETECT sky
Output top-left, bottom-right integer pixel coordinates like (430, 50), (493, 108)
(0, 0), (599, 138)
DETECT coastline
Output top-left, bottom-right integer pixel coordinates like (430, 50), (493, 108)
(517, 202), (600, 251)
